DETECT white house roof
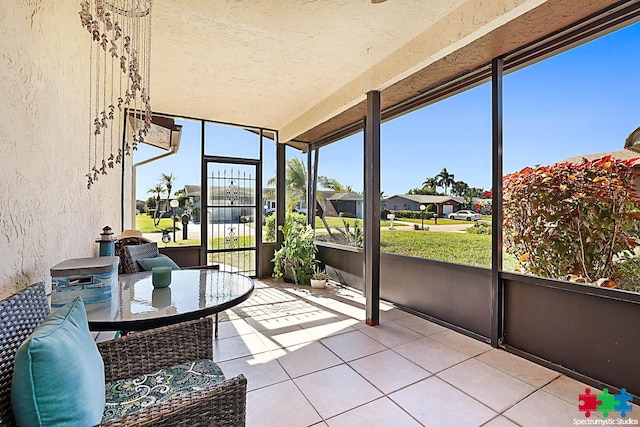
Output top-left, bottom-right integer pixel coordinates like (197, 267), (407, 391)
(385, 194), (463, 204)
(563, 150), (639, 164)
(327, 192), (364, 201)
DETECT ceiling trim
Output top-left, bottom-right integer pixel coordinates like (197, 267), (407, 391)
(294, 0), (635, 150)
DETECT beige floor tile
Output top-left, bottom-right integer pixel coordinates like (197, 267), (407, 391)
(358, 321), (423, 348)
(476, 349), (560, 388)
(325, 397), (422, 427)
(348, 349), (430, 394)
(321, 330), (387, 362)
(276, 341), (343, 378)
(438, 359), (535, 412)
(257, 325), (316, 348)
(542, 375), (598, 405)
(246, 380), (322, 427)
(326, 287), (367, 305)
(482, 415), (520, 426)
(245, 308), (337, 332)
(320, 300), (367, 320)
(294, 364), (383, 419)
(390, 377), (496, 426)
(429, 330), (492, 357)
(393, 336), (468, 373)
(503, 390), (578, 427)
(300, 317), (359, 340)
(217, 350), (289, 392)
(379, 307), (412, 323)
(213, 333), (271, 362)
(540, 376), (632, 419)
(216, 318), (259, 339)
(394, 315), (447, 336)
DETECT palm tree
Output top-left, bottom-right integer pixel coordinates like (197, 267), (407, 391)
(160, 173), (177, 223)
(267, 158), (308, 210)
(147, 183), (165, 226)
(422, 177), (439, 194)
(318, 176), (353, 193)
(436, 168), (455, 196)
(160, 173), (176, 202)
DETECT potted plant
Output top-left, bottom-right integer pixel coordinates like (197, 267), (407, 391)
(310, 265), (331, 289)
(272, 220), (317, 284)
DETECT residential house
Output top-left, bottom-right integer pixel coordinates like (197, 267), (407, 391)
(324, 192), (364, 218)
(384, 194), (463, 217)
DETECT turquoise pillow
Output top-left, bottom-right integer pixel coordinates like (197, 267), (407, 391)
(11, 297), (105, 427)
(137, 254), (181, 271)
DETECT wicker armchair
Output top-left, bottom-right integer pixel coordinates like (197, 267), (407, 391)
(0, 283), (246, 427)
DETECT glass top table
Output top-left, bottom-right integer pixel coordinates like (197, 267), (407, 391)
(85, 269), (254, 336)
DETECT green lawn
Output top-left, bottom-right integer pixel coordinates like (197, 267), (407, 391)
(379, 230), (517, 269)
(136, 214), (179, 233)
(394, 218), (476, 225)
(315, 217), (392, 229)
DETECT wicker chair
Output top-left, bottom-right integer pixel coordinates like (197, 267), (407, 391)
(0, 283), (247, 427)
(119, 242), (219, 274)
(119, 242), (162, 274)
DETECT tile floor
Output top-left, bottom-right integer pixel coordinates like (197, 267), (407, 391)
(176, 279), (640, 426)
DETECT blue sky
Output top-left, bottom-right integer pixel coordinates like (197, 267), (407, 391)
(135, 22), (640, 200)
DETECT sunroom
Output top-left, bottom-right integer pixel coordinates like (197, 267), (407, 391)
(2, 0), (640, 425)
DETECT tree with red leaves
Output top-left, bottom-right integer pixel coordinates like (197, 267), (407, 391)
(503, 155), (640, 287)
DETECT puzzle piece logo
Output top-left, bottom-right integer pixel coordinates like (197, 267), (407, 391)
(616, 388), (634, 418)
(579, 388), (600, 418)
(578, 387), (634, 418)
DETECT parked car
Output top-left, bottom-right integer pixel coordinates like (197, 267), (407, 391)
(448, 210), (482, 221)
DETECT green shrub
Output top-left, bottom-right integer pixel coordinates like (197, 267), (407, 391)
(272, 220), (317, 284)
(611, 248), (640, 293)
(385, 209), (436, 220)
(265, 212), (306, 241)
(466, 223), (492, 235)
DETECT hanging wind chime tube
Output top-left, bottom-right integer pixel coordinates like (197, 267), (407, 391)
(79, 0), (153, 189)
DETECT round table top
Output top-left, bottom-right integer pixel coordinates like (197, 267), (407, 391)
(85, 269), (254, 332)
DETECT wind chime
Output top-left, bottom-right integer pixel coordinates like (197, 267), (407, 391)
(79, 0), (153, 189)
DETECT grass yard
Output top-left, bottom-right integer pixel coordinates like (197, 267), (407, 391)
(314, 217), (392, 229)
(395, 218), (476, 226)
(136, 214), (179, 233)
(380, 230), (518, 269)
(164, 239), (200, 247)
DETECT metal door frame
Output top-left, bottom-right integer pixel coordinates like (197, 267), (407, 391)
(200, 155), (262, 277)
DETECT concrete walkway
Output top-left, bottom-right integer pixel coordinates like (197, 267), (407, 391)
(142, 220), (478, 243)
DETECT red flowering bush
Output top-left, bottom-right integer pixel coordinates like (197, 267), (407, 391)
(503, 155), (640, 288)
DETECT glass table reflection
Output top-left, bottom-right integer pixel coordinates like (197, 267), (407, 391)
(85, 269), (254, 336)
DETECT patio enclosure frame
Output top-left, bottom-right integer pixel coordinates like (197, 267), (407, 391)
(313, 0), (640, 400)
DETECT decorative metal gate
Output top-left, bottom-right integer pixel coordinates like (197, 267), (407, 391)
(202, 159), (260, 276)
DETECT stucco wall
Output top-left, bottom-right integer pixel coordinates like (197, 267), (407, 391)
(0, 2), (123, 298)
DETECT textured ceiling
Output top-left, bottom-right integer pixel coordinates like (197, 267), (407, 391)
(148, 0), (504, 137)
(147, 0), (621, 144)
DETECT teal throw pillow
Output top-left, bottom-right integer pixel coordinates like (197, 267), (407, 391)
(137, 254), (181, 271)
(11, 297), (105, 427)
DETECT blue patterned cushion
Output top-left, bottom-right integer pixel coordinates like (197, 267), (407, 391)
(102, 359), (225, 422)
